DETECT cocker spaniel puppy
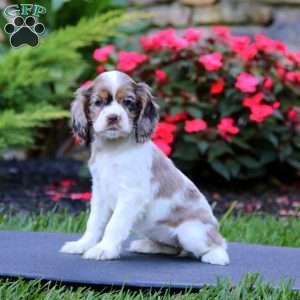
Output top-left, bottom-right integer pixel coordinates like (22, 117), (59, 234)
(60, 70), (229, 265)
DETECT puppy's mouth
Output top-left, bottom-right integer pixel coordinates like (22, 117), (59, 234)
(106, 124), (121, 131)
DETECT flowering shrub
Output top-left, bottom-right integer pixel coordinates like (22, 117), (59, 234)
(89, 27), (300, 180)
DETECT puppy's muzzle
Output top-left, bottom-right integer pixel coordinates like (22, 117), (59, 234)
(106, 114), (121, 129)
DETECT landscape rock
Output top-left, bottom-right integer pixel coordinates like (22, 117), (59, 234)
(192, 2), (273, 25)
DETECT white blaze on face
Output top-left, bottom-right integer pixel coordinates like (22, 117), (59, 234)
(92, 71), (134, 139)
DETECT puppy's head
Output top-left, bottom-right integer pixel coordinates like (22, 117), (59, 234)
(71, 71), (159, 145)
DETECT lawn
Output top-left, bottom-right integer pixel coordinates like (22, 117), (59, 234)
(0, 210), (299, 299)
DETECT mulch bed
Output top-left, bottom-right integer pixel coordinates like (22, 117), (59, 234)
(0, 160), (299, 217)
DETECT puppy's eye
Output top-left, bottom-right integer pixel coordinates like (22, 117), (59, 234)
(123, 97), (136, 109)
(94, 99), (102, 107)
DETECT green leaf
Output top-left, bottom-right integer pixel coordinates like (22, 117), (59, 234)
(287, 158), (300, 170)
(225, 159), (241, 178)
(293, 136), (300, 149)
(237, 155), (261, 169)
(197, 140), (209, 154)
(208, 141), (233, 161)
(169, 106), (183, 115)
(186, 107), (203, 118)
(279, 144), (293, 161)
(210, 161), (231, 180)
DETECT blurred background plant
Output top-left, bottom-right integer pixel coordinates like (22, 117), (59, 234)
(0, 0), (299, 185)
(0, 0), (146, 157)
(84, 28), (300, 181)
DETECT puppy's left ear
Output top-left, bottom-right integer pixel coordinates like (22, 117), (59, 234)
(135, 82), (159, 143)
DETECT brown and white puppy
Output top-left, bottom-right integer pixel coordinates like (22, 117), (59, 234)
(60, 70), (229, 265)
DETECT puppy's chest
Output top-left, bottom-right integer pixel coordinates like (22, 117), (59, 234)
(89, 148), (152, 201)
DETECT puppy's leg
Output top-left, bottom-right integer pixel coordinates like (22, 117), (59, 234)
(129, 239), (179, 255)
(176, 221), (229, 266)
(60, 186), (111, 254)
(83, 189), (146, 260)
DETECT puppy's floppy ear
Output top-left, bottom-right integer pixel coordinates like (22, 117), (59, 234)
(71, 85), (93, 146)
(135, 82), (159, 143)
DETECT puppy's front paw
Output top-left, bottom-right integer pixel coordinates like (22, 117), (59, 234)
(60, 240), (93, 255)
(83, 243), (120, 260)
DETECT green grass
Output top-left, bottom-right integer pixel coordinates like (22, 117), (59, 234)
(0, 210), (300, 299)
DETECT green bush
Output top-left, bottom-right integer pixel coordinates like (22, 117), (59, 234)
(0, 11), (132, 153)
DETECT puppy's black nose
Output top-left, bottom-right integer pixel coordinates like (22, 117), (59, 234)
(107, 114), (120, 124)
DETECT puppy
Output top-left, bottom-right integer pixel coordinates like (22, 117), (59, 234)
(60, 70), (229, 265)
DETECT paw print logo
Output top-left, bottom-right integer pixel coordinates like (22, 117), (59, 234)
(4, 16), (45, 48)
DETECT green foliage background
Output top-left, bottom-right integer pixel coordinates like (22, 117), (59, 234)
(0, 8), (133, 152)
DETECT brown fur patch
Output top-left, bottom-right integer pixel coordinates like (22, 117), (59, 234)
(115, 84), (135, 102)
(97, 89), (110, 101)
(207, 227), (224, 247)
(151, 148), (183, 199)
(184, 186), (201, 201)
(158, 206), (216, 228)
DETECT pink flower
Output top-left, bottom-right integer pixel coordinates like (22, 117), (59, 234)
(171, 37), (189, 50)
(164, 112), (187, 123)
(289, 51), (300, 67)
(184, 28), (202, 43)
(140, 29), (189, 51)
(288, 108), (299, 122)
(263, 77), (273, 90)
(70, 192), (92, 201)
(272, 101), (280, 109)
(218, 118), (239, 135)
(153, 139), (172, 156)
(210, 77), (225, 94)
(140, 36), (157, 51)
(230, 36), (257, 61)
(117, 51), (148, 72)
(96, 65), (105, 73)
(235, 72), (259, 93)
(199, 52), (223, 72)
(249, 104), (273, 123)
(286, 71), (300, 83)
(184, 119), (207, 133)
(255, 34), (287, 55)
(212, 26), (231, 39)
(155, 69), (168, 84)
(92, 45), (115, 62)
(80, 80), (93, 89)
(217, 118), (239, 139)
(152, 122), (177, 144)
(60, 179), (75, 189)
(242, 92), (264, 108)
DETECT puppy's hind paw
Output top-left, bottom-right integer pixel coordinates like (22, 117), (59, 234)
(60, 240), (92, 255)
(201, 247), (230, 266)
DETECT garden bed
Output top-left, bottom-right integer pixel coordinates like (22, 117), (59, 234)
(0, 159), (299, 218)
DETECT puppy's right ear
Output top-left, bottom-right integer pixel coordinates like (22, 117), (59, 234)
(71, 85), (93, 145)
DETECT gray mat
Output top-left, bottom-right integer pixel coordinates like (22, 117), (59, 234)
(0, 231), (300, 289)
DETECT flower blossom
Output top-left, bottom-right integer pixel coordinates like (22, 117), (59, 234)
(155, 69), (168, 84)
(184, 28), (202, 43)
(164, 112), (187, 123)
(117, 51), (148, 72)
(210, 78), (225, 94)
(235, 72), (259, 93)
(199, 52), (223, 72)
(217, 117), (240, 139)
(249, 104), (273, 123)
(152, 122), (177, 155)
(92, 45), (115, 62)
(184, 119), (207, 133)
